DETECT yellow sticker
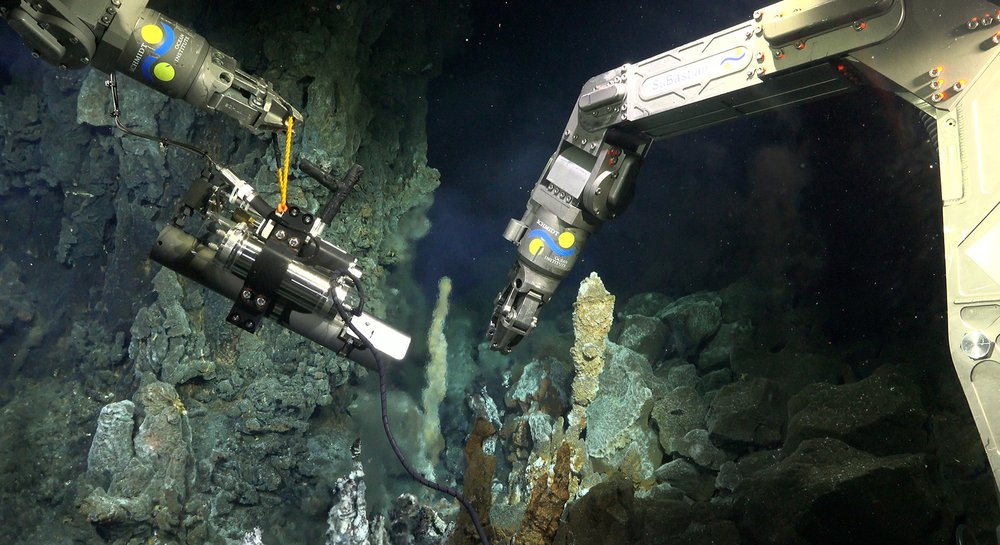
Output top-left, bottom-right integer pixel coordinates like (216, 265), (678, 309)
(140, 24), (165, 45)
(153, 62), (175, 82)
(529, 238), (545, 256)
(558, 231), (575, 249)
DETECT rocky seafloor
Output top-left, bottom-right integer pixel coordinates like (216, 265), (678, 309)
(0, 1), (998, 544)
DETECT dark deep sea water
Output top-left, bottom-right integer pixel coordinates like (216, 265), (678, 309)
(0, 1), (998, 543)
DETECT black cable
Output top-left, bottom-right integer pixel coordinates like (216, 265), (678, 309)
(106, 73), (219, 168)
(330, 268), (491, 545)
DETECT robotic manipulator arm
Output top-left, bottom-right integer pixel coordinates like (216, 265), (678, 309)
(1, 0), (301, 132)
(489, 0), (1000, 495)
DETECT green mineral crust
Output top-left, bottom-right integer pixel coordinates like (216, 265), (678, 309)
(569, 272), (615, 424)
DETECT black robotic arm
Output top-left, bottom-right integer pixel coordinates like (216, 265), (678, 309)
(1, 0), (301, 132)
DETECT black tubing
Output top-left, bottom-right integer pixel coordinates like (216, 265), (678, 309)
(330, 269), (491, 545)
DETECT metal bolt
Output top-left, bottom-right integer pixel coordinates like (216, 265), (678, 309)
(58, 64), (67, 70)
(853, 20), (867, 31)
(590, 143), (597, 150)
(229, 313), (241, 322)
(757, 67), (768, 77)
(756, 51), (766, 63)
(984, 14), (995, 25)
(747, 70), (755, 78)
(80, 56), (90, 64)
(275, 230), (287, 240)
(69, 36), (79, 44)
(241, 288), (253, 300)
(581, 138), (588, 145)
(288, 237), (301, 248)
(931, 92), (946, 103)
(930, 79), (943, 90)
(32, 3), (42, 10)
(255, 296), (268, 309)
(993, 33), (1000, 45)
(31, 51), (40, 59)
(100, 15), (110, 23)
(773, 49), (784, 58)
(572, 134), (578, 141)
(38, 21), (49, 30)
(564, 130), (570, 137)
(753, 9), (763, 21)
(106, 6), (116, 14)
(928, 66), (942, 78)
(289, 207), (300, 217)
(303, 214), (313, 224)
(960, 331), (993, 359)
(796, 41), (806, 50)
(755, 26), (764, 36)
(968, 18), (980, 30)
(245, 320), (255, 329)
(111, 0), (121, 6)
(0, 7), (6, 14)
(953, 80), (966, 92)
(745, 30), (754, 39)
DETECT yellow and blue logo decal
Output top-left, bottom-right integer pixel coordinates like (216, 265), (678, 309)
(527, 229), (576, 257)
(139, 22), (176, 82)
(720, 47), (748, 71)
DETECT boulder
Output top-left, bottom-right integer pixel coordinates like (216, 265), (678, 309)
(785, 368), (928, 456)
(697, 320), (753, 372)
(676, 429), (730, 471)
(650, 386), (708, 455)
(654, 459), (715, 501)
(616, 315), (669, 363)
(706, 378), (788, 450)
(618, 291), (673, 319)
(734, 438), (950, 545)
(732, 351), (843, 398)
(656, 292), (723, 355)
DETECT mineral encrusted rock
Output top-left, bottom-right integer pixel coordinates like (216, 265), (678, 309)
(327, 461), (376, 545)
(389, 494), (450, 545)
(515, 441), (572, 545)
(79, 382), (194, 538)
(86, 400), (136, 480)
(448, 417), (497, 545)
(585, 348), (661, 482)
(569, 273), (615, 421)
